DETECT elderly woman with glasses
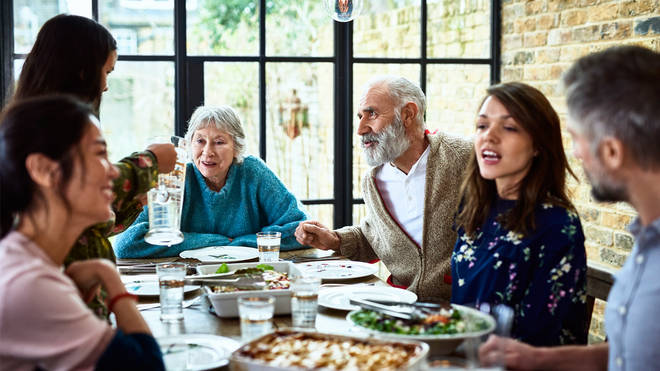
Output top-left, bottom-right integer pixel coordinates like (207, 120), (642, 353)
(114, 106), (308, 258)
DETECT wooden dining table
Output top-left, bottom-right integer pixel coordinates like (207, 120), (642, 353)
(118, 248), (387, 358)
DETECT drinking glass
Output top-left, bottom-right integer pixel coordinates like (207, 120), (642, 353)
(238, 296), (275, 342)
(156, 262), (187, 322)
(256, 232), (281, 263)
(291, 276), (321, 328)
(463, 303), (513, 370)
(145, 136), (189, 246)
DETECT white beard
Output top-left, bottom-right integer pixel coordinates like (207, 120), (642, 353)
(361, 115), (410, 167)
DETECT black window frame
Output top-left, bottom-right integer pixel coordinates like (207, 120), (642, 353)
(1, 0), (501, 229)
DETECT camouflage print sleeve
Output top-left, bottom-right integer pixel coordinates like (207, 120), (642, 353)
(111, 151), (158, 233)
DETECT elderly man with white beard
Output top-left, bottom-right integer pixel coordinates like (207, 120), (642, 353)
(295, 76), (471, 301)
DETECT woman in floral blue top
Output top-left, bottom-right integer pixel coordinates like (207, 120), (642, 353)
(451, 82), (587, 346)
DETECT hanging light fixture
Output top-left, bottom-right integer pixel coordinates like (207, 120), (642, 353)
(322, 0), (364, 22)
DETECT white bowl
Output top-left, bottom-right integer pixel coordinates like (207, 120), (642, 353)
(196, 262), (301, 318)
(346, 304), (496, 355)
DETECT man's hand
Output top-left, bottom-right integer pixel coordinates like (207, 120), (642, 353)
(295, 221), (341, 251)
(147, 143), (177, 174)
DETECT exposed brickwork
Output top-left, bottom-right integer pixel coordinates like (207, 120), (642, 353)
(501, 0), (660, 343)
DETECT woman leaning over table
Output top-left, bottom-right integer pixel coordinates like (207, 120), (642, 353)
(451, 82), (588, 346)
(0, 96), (163, 371)
(12, 14), (177, 265)
(114, 105), (308, 258)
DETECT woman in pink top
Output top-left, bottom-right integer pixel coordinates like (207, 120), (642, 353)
(0, 96), (163, 370)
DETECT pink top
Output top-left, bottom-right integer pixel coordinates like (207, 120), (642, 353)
(0, 231), (114, 371)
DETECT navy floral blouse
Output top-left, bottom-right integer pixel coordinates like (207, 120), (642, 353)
(451, 198), (588, 346)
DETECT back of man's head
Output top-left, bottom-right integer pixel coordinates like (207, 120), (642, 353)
(363, 75), (427, 131)
(562, 46), (660, 170)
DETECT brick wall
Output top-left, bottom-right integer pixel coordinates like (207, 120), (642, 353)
(500, 0), (660, 342)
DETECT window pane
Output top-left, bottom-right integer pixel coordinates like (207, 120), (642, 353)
(13, 0), (92, 53)
(352, 203), (367, 226)
(352, 64), (420, 199)
(100, 0), (174, 55)
(427, 0), (491, 58)
(266, 0), (332, 57)
(100, 61), (175, 163)
(187, 0), (258, 56)
(204, 62), (260, 158)
(426, 64), (490, 138)
(354, 0), (420, 58)
(13, 59), (25, 83)
(304, 204), (334, 230)
(266, 63), (334, 200)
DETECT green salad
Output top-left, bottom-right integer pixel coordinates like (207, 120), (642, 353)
(350, 308), (489, 336)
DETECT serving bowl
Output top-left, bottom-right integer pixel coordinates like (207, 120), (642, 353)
(196, 262), (301, 318)
(230, 329), (429, 370)
(346, 304), (496, 355)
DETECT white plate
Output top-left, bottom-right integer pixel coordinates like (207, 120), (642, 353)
(318, 285), (417, 311)
(295, 260), (378, 280)
(179, 246), (259, 263)
(124, 280), (199, 296)
(157, 334), (240, 370)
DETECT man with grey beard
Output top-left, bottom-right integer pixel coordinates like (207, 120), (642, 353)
(295, 76), (471, 301)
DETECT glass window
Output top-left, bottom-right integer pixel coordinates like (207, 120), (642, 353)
(13, 0), (92, 53)
(426, 64), (490, 138)
(99, 0), (174, 55)
(352, 63), (420, 199)
(266, 0), (333, 57)
(353, 0), (420, 58)
(304, 204), (334, 230)
(99, 61), (175, 163)
(427, 0), (491, 58)
(266, 62), (334, 200)
(187, 0), (259, 56)
(353, 203), (367, 226)
(204, 62), (260, 157)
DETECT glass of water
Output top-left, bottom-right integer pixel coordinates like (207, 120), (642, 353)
(256, 231), (281, 262)
(145, 136), (188, 246)
(238, 296), (275, 342)
(156, 262), (186, 322)
(291, 276), (321, 328)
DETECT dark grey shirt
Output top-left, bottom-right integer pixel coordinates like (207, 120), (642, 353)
(605, 217), (660, 370)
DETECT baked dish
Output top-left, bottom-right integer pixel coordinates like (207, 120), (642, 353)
(232, 330), (427, 370)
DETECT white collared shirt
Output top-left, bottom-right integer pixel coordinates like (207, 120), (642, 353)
(374, 146), (430, 247)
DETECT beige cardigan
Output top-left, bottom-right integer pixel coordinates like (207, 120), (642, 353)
(336, 132), (472, 301)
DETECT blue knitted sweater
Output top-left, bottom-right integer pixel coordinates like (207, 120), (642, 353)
(114, 156), (308, 258)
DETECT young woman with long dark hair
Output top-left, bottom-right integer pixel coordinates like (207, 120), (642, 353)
(0, 95), (163, 370)
(11, 14), (176, 316)
(451, 82), (588, 346)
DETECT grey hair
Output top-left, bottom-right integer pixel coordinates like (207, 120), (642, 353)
(562, 46), (660, 170)
(363, 75), (427, 133)
(185, 105), (246, 163)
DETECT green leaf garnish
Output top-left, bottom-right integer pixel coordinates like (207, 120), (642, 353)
(255, 264), (274, 271)
(215, 263), (229, 273)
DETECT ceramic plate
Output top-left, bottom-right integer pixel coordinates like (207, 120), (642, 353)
(157, 334), (241, 370)
(295, 260), (378, 281)
(179, 246), (259, 263)
(124, 280), (199, 297)
(318, 285), (417, 311)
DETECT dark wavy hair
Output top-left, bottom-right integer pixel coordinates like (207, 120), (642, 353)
(0, 95), (93, 239)
(455, 82), (577, 236)
(13, 14), (117, 115)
